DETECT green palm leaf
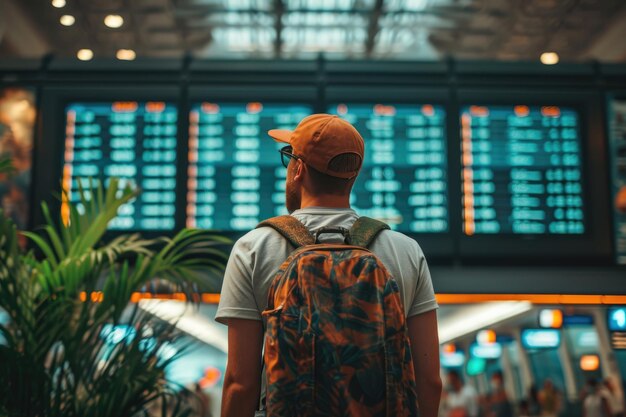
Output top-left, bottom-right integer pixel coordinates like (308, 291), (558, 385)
(0, 177), (230, 417)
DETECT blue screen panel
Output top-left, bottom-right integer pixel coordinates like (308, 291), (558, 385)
(329, 103), (448, 233)
(460, 105), (585, 235)
(187, 102), (312, 231)
(63, 102), (178, 231)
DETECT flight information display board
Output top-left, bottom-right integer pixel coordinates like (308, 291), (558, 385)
(62, 102), (178, 231)
(329, 103), (448, 233)
(609, 98), (626, 265)
(186, 102), (311, 231)
(460, 105), (585, 235)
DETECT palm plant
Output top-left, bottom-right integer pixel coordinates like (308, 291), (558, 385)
(0, 166), (230, 417)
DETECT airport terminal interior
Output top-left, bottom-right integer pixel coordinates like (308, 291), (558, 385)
(1, 0), (626, 416)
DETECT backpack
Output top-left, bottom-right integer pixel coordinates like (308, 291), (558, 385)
(256, 215), (418, 417)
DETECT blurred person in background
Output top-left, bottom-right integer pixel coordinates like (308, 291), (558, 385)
(485, 370), (512, 417)
(193, 383), (211, 417)
(0, 88), (35, 232)
(582, 378), (611, 417)
(538, 379), (561, 417)
(601, 376), (625, 417)
(442, 370), (478, 417)
(518, 399), (533, 417)
(527, 384), (542, 416)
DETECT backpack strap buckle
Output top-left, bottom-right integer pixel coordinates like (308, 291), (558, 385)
(314, 226), (350, 244)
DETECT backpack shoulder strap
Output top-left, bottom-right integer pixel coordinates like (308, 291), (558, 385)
(348, 216), (390, 248)
(256, 215), (315, 248)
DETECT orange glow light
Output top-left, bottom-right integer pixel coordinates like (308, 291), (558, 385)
(112, 101), (138, 113)
(421, 104), (435, 116)
(580, 355), (600, 371)
(540, 309), (563, 328)
(72, 292), (626, 306)
(201, 103), (220, 114)
(514, 105), (530, 117)
(202, 293), (221, 304)
(336, 104), (348, 115)
(374, 104), (396, 116)
(442, 343), (456, 354)
(541, 106), (561, 117)
(469, 106), (489, 117)
(246, 102), (263, 114)
(200, 367), (222, 389)
(146, 102), (166, 113)
(477, 330), (497, 345)
(435, 294), (626, 305)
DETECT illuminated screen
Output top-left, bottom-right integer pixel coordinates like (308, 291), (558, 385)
(329, 104), (448, 233)
(608, 99), (626, 265)
(63, 102), (178, 231)
(521, 329), (561, 349)
(460, 105), (585, 235)
(187, 102), (311, 230)
(0, 88), (36, 230)
(608, 307), (626, 332)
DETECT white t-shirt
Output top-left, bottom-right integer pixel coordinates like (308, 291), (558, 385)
(445, 385), (479, 417)
(584, 393), (607, 417)
(215, 207), (438, 324)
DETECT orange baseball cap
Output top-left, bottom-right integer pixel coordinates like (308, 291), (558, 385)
(268, 114), (364, 179)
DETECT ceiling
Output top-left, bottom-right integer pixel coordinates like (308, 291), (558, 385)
(2, 0), (626, 62)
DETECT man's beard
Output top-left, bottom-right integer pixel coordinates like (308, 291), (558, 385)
(285, 176), (301, 214)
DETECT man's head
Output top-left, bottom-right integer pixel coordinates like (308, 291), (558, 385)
(268, 114), (364, 212)
(446, 370), (463, 391)
(491, 370), (504, 391)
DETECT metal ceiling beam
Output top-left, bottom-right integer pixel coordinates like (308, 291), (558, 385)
(365, 0), (383, 57)
(1, 0), (51, 57)
(274, 0), (284, 58)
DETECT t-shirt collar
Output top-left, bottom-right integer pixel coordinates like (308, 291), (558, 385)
(291, 206), (357, 216)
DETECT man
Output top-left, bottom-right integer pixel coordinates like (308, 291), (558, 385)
(216, 114), (442, 417)
(442, 370), (478, 417)
(485, 370), (512, 417)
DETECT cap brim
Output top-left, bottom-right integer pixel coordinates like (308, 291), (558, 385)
(268, 129), (292, 143)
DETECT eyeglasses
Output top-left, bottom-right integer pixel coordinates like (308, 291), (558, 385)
(279, 145), (300, 168)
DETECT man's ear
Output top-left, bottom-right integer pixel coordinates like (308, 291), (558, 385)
(293, 160), (305, 182)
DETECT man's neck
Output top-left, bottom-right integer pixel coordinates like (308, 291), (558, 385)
(299, 193), (351, 209)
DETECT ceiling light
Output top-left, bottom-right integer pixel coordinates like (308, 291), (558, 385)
(60, 15), (75, 26)
(438, 302), (533, 344)
(52, 0), (66, 8)
(116, 49), (136, 60)
(104, 14), (124, 28)
(77, 49), (93, 61)
(540, 52), (559, 65)
(139, 300), (228, 353)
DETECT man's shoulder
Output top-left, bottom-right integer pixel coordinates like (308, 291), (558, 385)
(232, 224), (286, 251)
(375, 228), (423, 253)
